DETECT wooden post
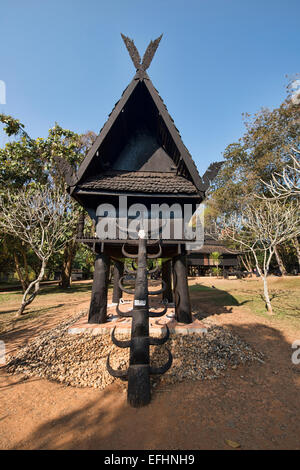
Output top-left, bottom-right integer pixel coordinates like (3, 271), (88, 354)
(77, 212), (85, 238)
(172, 253), (193, 324)
(162, 260), (173, 303)
(112, 260), (124, 303)
(108, 238), (172, 407)
(127, 237), (151, 407)
(88, 253), (110, 324)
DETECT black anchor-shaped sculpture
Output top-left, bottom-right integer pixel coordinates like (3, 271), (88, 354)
(107, 235), (172, 407)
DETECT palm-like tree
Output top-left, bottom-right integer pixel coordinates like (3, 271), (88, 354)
(210, 251), (222, 277)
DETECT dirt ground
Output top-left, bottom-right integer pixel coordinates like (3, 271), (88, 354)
(1, 277), (300, 450)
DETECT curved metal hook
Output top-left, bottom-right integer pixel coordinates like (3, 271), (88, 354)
(150, 348), (173, 375)
(116, 303), (133, 318)
(147, 243), (162, 259)
(111, 327), (131, 348)
(106, 354), (128, 379)
(124, 265), (137, 275)
(124, 261), (137, 273)
(147, 263), (159, 275)
(149, 325), (170, 345)
(122, 244), (138, 259)
(148, 305), (168, 317)
(148, 279), (166, 296)
(119, 276), (135, 295)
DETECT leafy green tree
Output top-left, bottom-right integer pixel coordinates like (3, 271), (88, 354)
(208, 96), (300, 274)
(73, 244), (95, 279)
(0, 114), (96, 289)
(210, 251), (222, 277)
(0, 186), (76, 315)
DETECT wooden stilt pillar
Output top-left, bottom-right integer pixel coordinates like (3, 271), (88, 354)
(162, 260), (173, 303)
(112, 260), (124, 304)
(172, 252), (193, 324)
(88, 253), (110, 324)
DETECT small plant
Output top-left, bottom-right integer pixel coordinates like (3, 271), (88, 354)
(210, 251), (222, 278)
(211, 266), (222, 277)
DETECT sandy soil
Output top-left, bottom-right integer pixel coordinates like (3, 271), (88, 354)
(1, 278), (300, 450)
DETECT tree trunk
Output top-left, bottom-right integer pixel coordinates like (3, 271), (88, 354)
(17, 258), (46, 316)
(252, 247), (274, 315)
(274, 245), (287, 276)
(240, 253), (252, 273)
(262, 274), (273, 314)
(293, 237), (300, 270)
(21, 247), (30, 288)
(77, 212), (85, 238)
(61, 239), (77, 289)
(13, 251), (27, 292)
(60, 212), (85, 288)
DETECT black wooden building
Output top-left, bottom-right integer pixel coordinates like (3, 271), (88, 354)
(187, 233), (241, 276)
(57, 34), (222, 325)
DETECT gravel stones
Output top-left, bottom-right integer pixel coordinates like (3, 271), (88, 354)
(6, 310), (264, 390)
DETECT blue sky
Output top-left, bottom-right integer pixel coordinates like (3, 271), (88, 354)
(1, 0), (299, 175)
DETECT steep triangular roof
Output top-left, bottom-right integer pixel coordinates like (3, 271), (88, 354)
(73, 35), (206, 195)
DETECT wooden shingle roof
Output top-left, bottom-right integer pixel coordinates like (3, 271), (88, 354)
(192, 244), (241, 255)
(77, 171), (199, 195)
(62, 35), (223, 203)
(70, 35), (216, 199)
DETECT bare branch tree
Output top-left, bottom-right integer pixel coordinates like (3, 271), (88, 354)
(259, 147), (300, 271)
(219, 199), (300, 314)
(0, 186), (76, 315)
(261, 148), (300, 199)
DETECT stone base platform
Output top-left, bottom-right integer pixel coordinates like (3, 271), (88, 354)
(68, 302), (207, 336)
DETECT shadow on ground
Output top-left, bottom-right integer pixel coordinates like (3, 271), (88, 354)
(32, 282), (94, 296)
(0, 304), (65, 316)
(189, 283), (250, 319)
(0, 280), (94, 295)
(1, 321), (299, 450)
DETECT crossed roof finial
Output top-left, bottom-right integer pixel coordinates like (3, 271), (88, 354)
(121, 34), (163, 77)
